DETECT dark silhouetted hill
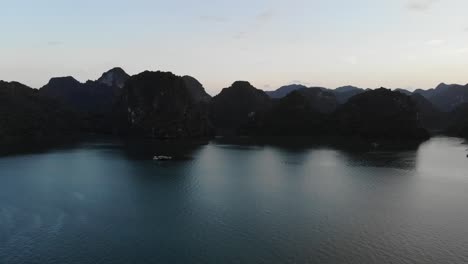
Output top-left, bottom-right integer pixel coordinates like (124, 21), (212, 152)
(40, 74), (122, 114)
(415, 83), (468, 112)
(39, 69), (130, 134)
(333, 86), (366, 104)
(266, 84), (308, 99)
(297, 87), (338, 113)
(210, 81), (272, 134)
(410, 93), (446, 131)
(116, 71), (213, 139)
(335, 88), (429, 140)
(5, 69), (468, 147)
(446, 103), (468, 138)
(394, 88), (412, 95)
(97, 67), (130, 89)
(182, 75), (212, 103)
(267, 84), (364, 105)
(257, 91), (332, 136)
(0, 81), (78, 147)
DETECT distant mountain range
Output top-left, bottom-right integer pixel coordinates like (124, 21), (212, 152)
(267, 82), (468, 113)
(2, 68), (468, 151)
(267, 85), (367, 105)
(40, 68), (129, 114)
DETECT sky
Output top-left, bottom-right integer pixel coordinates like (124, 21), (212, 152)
(1, 0), (468, 94)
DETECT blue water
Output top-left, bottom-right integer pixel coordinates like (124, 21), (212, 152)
(0, 137), (468, 263)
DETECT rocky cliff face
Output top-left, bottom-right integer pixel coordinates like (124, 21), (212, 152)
(117, 71), (213, 138)
(334, 88), (429, 140)
(210, 81), (272, 134)
(97, 67), (130, 89)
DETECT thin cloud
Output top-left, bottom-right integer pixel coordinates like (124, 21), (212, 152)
(407, 0), (438, 11)
(289, 80), (311, 86)
(425, 39), (445, 46)
(47, 41), (63, 46)
(233, 10), (274, 39)
(233, 31), (247, 40)
(199, 15), (227, 23)
(256, 10), (274, 22)
(343, 55), (358, 65)
(451, 47), (468, 54)
(440, 47), (468, 55)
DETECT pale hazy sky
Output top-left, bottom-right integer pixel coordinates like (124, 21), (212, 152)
(1, 0), (468, 94)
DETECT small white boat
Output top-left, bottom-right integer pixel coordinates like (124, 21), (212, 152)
(153, 155), (173, 161)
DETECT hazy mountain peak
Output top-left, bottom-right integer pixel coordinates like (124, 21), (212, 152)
(394, 88), (412, 95)
(266, 84), (308, 99)
(335, 85), (362, 93)
(231, 81), (253, 88)
(435, 82), (450, 90)
(97, 67), (129, 88)
(46, 76), (81, 86)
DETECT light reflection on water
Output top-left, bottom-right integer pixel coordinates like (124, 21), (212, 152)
(0, 137), (467, 263)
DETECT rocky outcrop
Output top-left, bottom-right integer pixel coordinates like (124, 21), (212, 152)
(411, 93), (446, 131)
(415, 83), (468, 112)
(6, 68), (468, 147)
(210, 81), (272, 134)
(445, 103), (468, 138)
(40, 76), (120, 114)
(39, 69), (130, 134)
(0, 81), (78, 146)
(182, 75), (211, 103)
(333, 86), (366, 104)
(297, 87), (338, 113)
(266, 84), (308, 99)
(334, 88), (429, 140)
(257, 91), (331, 136)
(97, 67), (130, 89)
(117, 71), (213, 138)
(395, 88), (412, 95)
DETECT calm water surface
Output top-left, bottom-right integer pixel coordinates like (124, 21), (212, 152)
(0, 137), (468, 263)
